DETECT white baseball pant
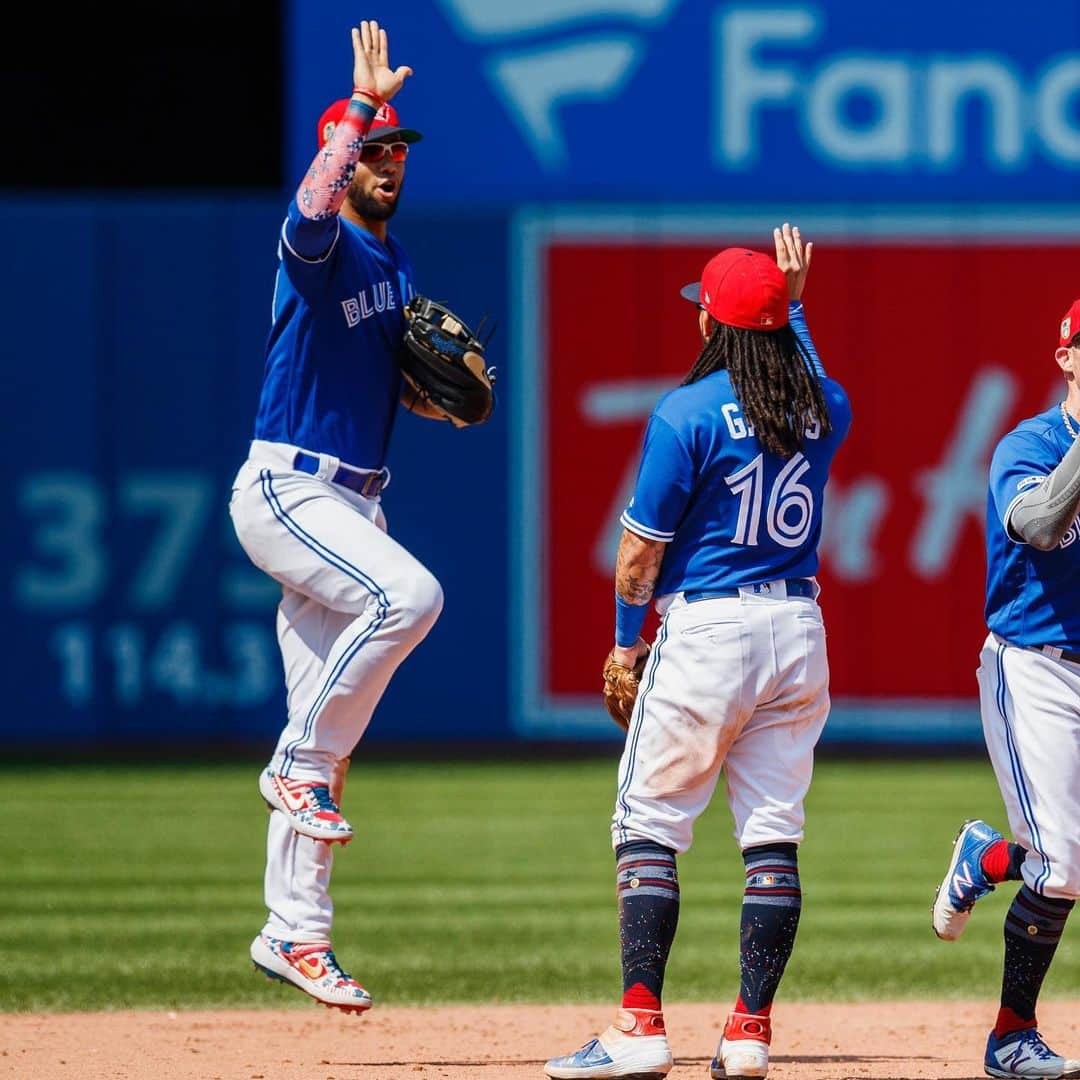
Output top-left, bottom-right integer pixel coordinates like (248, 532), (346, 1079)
(230, 439), (443, 939)
(612, 582), (831, 854)
(978, 632), (1080, 900)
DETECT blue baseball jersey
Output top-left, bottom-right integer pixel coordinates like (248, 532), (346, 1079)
(252, 200), (416, 470)
(985, 405), (1080, 649)
(620, 303), (851, 596)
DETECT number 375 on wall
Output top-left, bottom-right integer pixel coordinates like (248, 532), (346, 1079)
(14, 470), (272, 613)
(11, 470), (279, 712)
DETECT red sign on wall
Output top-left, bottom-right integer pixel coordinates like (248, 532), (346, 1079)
(511, 210), (1078, 738)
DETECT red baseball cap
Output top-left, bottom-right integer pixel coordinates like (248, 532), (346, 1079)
(680, 248), (788, 331)
(1059, 299), (1080, 347)
(316, 98), (423, 150)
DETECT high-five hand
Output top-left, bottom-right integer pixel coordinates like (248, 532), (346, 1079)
(351, 19), (413, 103)
(774, 222), (813, 301)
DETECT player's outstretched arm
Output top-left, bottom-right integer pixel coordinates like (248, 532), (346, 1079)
(294, 20), (413, 226)
(775, 222), (826, 378)
(1008, 434), (1080, 550)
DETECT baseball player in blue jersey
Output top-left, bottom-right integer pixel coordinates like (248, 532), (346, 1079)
(931, 300), (1080, 1079)
(546, 226), (851, 1080)
(228, 21), (455, 1013)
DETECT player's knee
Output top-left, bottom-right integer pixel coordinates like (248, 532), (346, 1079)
(396, 570), (443, 638)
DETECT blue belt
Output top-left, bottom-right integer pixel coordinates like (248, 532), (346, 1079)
(292, 451), (388, 498)
(684, 578), (815, 603)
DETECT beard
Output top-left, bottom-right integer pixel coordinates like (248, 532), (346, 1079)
(347, 177), (404, 221)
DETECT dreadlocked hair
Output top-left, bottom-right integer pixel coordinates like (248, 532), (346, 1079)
(682, 321), (832, 458)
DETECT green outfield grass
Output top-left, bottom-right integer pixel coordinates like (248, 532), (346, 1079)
(1, 756), (1077, 1012)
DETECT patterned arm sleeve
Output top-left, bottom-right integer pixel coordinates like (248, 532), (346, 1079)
(286, 96), (377, 260)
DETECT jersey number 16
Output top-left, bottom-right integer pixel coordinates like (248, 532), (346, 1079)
(724, 452), (814, 548)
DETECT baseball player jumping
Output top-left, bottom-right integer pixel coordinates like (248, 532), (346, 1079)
(931, 301), (1080, 1079)
(229, 21), (457, 1012)
(546, 226), (851, 1080)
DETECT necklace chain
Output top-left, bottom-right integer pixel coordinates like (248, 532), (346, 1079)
(1062, 401), (1080, 440)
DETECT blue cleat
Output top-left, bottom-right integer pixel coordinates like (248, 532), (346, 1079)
(984, 1027), (1080, 1078)
(544, 1009), (672, 1079)
(932, 819), (1003, 941)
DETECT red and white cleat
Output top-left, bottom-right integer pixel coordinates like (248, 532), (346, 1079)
(250, 934), (372, 1013)
(259, 767), (354, 843)
(711, 1012), (771, 1078)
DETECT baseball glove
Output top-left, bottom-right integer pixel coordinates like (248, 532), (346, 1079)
(602, 644), (651, 732)
(400, 296), (496, 428)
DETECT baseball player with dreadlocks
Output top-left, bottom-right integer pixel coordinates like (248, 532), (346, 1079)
(546, 225), (851, 1080)
(930, 300), (1080, 1079)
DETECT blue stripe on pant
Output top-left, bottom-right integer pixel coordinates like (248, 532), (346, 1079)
(260, 469), (389, 776)
(994, 643), (1052, 895)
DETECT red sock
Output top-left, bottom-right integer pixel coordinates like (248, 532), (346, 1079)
(734, 995), (772, 1017)
(981, 840), (1014, 884)
(622, 982), (661, 1011)
(995, 1006), (1037, 1039)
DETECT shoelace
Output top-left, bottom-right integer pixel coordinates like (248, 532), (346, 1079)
(288, 943), (356, 985)
(1011, 1031), (1056, 1060)
(322, 950), (362, 986)
(306, 785), (339, 814)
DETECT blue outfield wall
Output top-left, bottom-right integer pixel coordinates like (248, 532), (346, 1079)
(2, 198), (514, 748)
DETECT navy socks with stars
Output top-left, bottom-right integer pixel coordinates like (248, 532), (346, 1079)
(996, 885), (1074, 1036)
(615, 840), (680, 1012)
(613, 839), (803, 1017)
(737, 842), (802, 1015)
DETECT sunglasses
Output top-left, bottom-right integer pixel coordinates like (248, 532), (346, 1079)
(360, 141), (410, 164)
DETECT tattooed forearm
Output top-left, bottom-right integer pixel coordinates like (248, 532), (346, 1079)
(296, 101), (373, 221)
(615, 529), (666, 605)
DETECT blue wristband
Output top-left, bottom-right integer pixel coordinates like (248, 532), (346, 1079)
(349, 98), (378, 122)
(615, 594), (648, 648)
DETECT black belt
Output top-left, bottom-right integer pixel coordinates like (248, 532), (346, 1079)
(1035, 644), (1080, 665)
(292, 451), (388, 498)
(685, 578), (815, 603)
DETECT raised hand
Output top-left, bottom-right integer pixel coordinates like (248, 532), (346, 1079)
(351, 19), (413, 103)
(773, 222), (813, 301)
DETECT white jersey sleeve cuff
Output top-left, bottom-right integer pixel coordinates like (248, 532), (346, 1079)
(620, 510), (675, 542)
(1003, 475), (1049, 545)
(1002, 488), (1033, 545)
(279, 216), (340, 265)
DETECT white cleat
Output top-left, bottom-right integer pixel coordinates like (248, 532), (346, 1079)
(258, 767), (354, 843)
(250, 933), (372, 1013)
(711, 1012), (771, 1078)
(544, 1009), (673, 1079)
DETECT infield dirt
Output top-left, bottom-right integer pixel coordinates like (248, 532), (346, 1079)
(5, 1000), (1079, 1080)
